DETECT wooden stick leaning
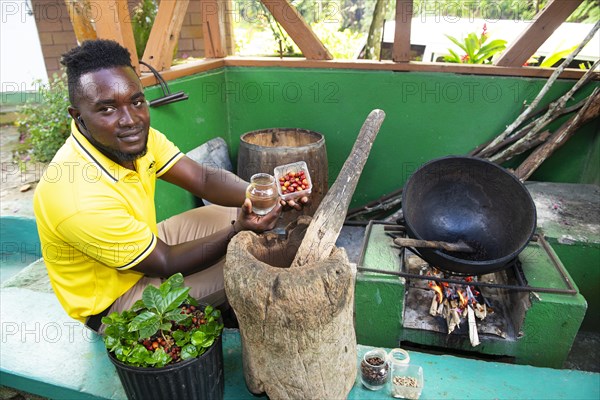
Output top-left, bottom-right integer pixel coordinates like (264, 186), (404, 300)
(515, 87), (600, 181)
(489, 59), (599, 163)
(477, 21), (600, 156)
(475, 97), (588, 160)
(290, 109), (386, 268)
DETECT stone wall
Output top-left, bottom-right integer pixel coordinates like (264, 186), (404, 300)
(30, 0), (234, 79)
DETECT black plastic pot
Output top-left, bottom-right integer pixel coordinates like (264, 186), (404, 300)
(108, 334), (224, 400)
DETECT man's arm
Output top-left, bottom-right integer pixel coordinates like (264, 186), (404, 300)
(131, 155), (311, 277)
(133, 156), (282, 277)
(161, 156), (308, 210)
(131, 199), (280, 277)
(160, 156), (248, 207)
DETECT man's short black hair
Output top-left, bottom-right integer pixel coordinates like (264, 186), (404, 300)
(61, 39), (134, 105)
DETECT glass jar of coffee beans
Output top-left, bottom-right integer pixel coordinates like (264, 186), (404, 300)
(360, 348), (390, 390)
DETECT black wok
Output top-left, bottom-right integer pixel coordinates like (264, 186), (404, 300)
(402, 156), (537, 275)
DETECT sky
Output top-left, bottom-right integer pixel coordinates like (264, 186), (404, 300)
(1, 0), (48, 94)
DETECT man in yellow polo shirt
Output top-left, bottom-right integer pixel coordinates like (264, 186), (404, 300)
(33, 40), (306, 333)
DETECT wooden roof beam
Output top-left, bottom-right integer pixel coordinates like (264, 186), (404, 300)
(201, 0), (227, 58)
(393, 0), (414, 62)
(260, 0), (332, 60)
(495, 0), (584, 67)
(64, 0), (97, 43)
(142, 0), (190, 72)
(93, 0), (139, 72)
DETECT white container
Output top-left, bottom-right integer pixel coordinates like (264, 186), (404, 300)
(274, 161), (312, 202)
(388, 349), (423, 399)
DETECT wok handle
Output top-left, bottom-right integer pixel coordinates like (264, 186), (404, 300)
(393, 238), (474, 253)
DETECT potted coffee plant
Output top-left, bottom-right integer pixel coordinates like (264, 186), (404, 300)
(102, 273), (224, 400)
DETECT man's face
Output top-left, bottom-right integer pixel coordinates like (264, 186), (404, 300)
(71, 66), (150, 164)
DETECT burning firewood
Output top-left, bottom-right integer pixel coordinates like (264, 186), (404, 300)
(467, 306), (481, 347)
(474, 303), (487, 320)
(429, 294), (439, 317)
(437, 299), (445, 316)
(447, 307), (461, 334)
(427, 274), (490, 346)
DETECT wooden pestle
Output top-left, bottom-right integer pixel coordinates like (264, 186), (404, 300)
(291, 109), (386, 268)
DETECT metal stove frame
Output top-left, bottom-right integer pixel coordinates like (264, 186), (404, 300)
(356, 221), (578, 295)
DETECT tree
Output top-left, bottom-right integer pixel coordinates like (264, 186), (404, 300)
(364, 0), (388, 59)
(410, 0), (597, 22)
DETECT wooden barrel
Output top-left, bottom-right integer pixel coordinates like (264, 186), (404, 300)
(237, 128), (328, 222)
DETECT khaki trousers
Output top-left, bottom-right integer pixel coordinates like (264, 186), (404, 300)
(98, 205), (237, 333)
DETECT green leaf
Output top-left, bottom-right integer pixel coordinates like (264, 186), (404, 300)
(104, 336), (119, 351)
(165, 308), (190, 324)
(142, 285), (163, 312)
(172, 330), (187, 343)
(129, 311), (160, 338)
(131, 299), (146, 312)
(191, 330), (207, 346)
(476, 40), (507, 63)
(540, 45), (578, 68)
(445, 34), (467, 53)
(164, 273), (185, 290)
(159, 281), (171, 297)
(146, 348), (171, 367)
(159, 322), (172, 331)
(162, 287), (190, 313)
(186, 296), (199, 307)
(444, 49), (462, 63)
(181, 344), (198, 360)
(465, 33), (479, 59)
(128, 344), (150, 366)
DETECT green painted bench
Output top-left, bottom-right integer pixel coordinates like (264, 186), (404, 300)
(1, 261), (598, 400)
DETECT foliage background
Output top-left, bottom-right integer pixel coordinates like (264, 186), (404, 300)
(15, 74), (71, 163)
(232, 0), (599, 59)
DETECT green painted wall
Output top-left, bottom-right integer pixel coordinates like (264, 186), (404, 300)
(581, 127), (600, 186)
(144, 69), (229, 222)
(147, 67), (598, 222)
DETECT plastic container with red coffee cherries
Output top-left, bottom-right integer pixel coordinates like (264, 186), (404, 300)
(274, 161), (312, 202)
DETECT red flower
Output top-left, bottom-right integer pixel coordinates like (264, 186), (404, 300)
(461, 54), (470, 62)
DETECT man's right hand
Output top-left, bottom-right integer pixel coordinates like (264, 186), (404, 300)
(235, 198), (282, 233)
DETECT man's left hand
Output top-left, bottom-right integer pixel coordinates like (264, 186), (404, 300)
(280, 196), (310, 211)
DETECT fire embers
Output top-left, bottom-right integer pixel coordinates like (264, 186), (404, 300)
(427, 274), (493, 347)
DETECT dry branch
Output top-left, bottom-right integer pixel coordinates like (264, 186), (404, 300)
(515, 87), (600, 181)
(489, 60), (599, 163)
(478, 21), (600, 155)
(475, 97), (588, 160)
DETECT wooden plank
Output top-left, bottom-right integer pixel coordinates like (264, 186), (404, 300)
(392, 0), (413, 62)
(139, 57), (595, 87)
(94, 0), (139, 72)
(495, 0), (584, 67)
(142, 0), (190, 71)
(224, 57), (594, 79)
(64, 0), (96, 43)
(260, 0), (332, 60)
(201, 0), (227, 58)
(139, 59), (225, 87)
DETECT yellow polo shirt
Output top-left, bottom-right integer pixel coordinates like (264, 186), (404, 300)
(33, 121), (184, 322)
